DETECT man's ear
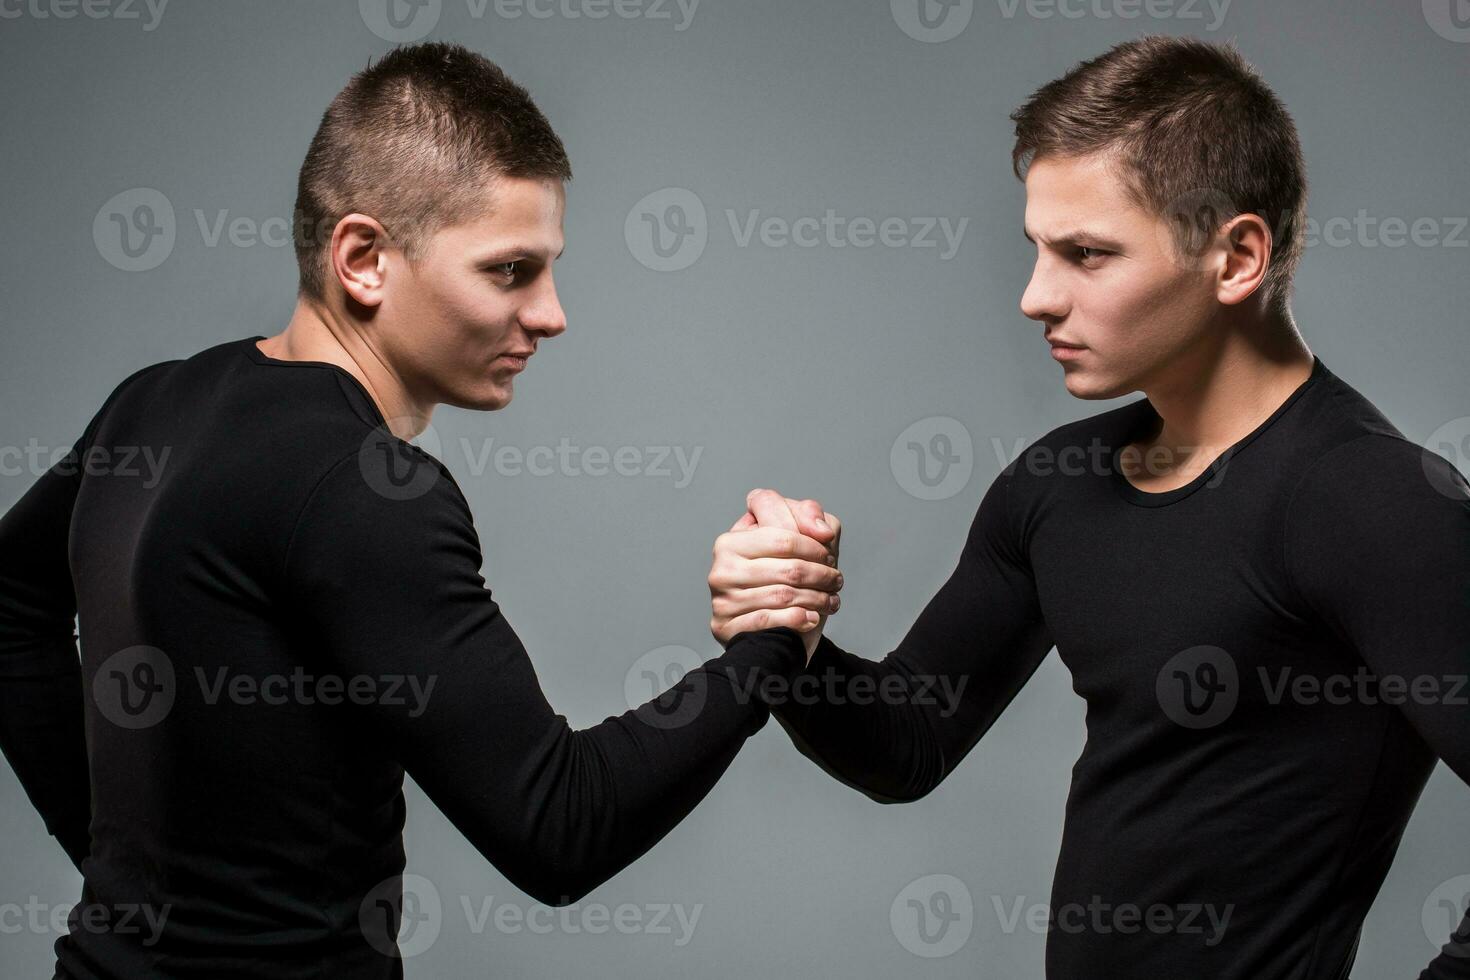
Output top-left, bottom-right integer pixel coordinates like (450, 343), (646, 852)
(1216, 212), (1272, 306)
(330, 213), (392, 309)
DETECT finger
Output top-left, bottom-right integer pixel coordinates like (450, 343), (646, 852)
(728, 511), (757, 533)
(824, 511), (842, 554)
(746, 488), (799, 531)
(713, 584), (841, 618)
(785, 497), (835, 544)
(717, 607), (820, 641)
(718, 557), (843, 591)
(718, 526), (834, 564)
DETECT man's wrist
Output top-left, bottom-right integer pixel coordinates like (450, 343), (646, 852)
(800, 625), (824, 664)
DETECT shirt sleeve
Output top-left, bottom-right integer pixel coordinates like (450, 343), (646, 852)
(1283, 433), (1470, 979)
(0, 362), (170, 871)
(770, 464), (1056, 803)
(280, 438), (805, 907)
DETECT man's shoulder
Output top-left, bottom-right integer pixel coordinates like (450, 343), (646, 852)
(1279, 361), (1467, 506)
(996, 397), (1147, 487)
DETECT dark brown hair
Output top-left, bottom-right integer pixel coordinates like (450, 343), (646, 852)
(293, 42), (571, 301)
(1010, 35), (1307, 311)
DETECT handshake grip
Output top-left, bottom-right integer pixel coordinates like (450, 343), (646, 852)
(708, 488), (844, 663)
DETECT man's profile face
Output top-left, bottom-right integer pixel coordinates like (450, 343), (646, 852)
(377, 175), (568, 412)
(1019, 151), (1221, 400)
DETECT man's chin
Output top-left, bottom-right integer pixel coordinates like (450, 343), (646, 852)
(1061, 369), (1128, 401)
(448, 382), (513, 412)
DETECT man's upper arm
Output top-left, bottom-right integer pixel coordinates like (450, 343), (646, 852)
(279, 440), (803, 903)
(0, 358), (175, 867)
(884, 462), (1057, 770)
(1283, 434), (1470, 779)
(774, 464), (1056, 801)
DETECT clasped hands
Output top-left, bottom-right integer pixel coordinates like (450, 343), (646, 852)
(708, 488), (843, 663)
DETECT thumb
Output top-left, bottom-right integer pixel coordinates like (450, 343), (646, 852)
(786, 497), (835, 544)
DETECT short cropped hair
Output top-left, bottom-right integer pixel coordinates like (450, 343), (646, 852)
(293, 42), (571, 301)
(1010, 35), (1307, 312)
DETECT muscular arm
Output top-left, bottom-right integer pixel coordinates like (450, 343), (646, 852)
(0, 434), (93, 871)
(0, 363), (170, 871)
(769, 467), (1056, 803)
(283, 445), (811, 907)
(1283, 435), (1470, 979)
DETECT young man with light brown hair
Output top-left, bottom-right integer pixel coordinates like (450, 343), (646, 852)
(713, 35), (1470, 978)
(0, 42), (838, 976)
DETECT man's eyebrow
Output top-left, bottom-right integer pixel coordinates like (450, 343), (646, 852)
(1023, 226), (1123, 249)
(477, 243), (565, 261)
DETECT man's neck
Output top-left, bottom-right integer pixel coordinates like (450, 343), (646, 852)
(258, 300), (431, 440)
(1124, 311), (1315, 486)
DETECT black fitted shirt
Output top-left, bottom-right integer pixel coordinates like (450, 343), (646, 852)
(0, 336), (805, 978)
(773, 355), (1470, 979)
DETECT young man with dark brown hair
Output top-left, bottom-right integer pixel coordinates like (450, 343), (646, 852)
(0, 42), (838, 976)
(712, 35), (1470, 978)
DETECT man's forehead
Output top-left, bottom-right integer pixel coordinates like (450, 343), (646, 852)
(1023, 154), (1147, 239)
(1026, 154), (1129, 204)
(450, 179), (565, 253)
(475, 176), (564, 222)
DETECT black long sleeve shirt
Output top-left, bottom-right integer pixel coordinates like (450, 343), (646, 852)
(772, 355), (1470, 979)
(0, 335), (806, 978)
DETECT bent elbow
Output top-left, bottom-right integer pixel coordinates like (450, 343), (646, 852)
(525, 884), (592, 909)
(507, 854), (606, 908)
(861, 779), (937, 805)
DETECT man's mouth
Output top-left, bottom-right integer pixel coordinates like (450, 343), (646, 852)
(496, 349), (534, 371)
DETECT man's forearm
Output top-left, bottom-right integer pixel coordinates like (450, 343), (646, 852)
(769, 634), (961, 804)
(0, 636), (92, 871)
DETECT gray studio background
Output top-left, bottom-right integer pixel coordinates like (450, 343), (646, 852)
(2, 0), (1468, 975)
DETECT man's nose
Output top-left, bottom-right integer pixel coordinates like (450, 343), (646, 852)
(522, 274), (567, 338)
(1020, 257), (1067, 323)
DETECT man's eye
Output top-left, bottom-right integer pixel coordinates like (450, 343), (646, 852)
(489, 261), (518, 280)
(1076, 246), (1107, 263)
